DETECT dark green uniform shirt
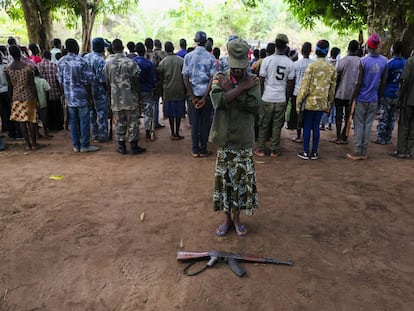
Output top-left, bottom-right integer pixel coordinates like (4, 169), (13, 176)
(209, 71), (261, 149)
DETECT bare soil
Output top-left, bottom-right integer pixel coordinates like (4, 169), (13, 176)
(1, 120), (413, 311)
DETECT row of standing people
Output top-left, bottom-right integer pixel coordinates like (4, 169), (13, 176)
(0, 36), (190, 153)
(250, 33), (412, 161)
(209, 32), (414, 238)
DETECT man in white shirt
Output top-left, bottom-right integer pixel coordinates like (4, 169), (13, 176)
(254, 33), (294, 157)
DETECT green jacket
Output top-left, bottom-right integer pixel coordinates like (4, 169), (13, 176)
(157, 53), (186, 101)
(209, 71), (261, 149)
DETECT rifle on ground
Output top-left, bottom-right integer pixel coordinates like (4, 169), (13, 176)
(177, 251), (293, 277)
(345, 100), (356, 137)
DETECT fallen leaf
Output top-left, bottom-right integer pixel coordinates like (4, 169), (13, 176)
(49, 175), (64, 180)
(255, 160), (265, 164)
(179, 239), (184, 248)
(342, 248), (349, 255)
(140, 212), (145, 221)
(321, 259), (333, 266)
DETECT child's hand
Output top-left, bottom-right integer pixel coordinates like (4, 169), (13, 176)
(217, 74), (233, 92)
(240, 75), (258, 91)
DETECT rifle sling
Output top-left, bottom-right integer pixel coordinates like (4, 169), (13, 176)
(182, 261), (210, 276)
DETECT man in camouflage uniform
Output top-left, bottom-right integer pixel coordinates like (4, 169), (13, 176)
(84, 37), (110, 142)
(182, 31), (217, 157)
(104, 39), (145, 155)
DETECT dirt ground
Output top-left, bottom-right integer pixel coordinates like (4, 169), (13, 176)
(0, 118), (413, 311)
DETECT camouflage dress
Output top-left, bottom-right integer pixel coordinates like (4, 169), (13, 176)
(213, 148), (258, 215)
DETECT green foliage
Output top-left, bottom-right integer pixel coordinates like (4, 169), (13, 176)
(0, 0), (360, 53)
(285, 0), (366, 33)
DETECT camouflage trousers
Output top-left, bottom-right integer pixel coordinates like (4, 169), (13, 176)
(142, 92), (154, 131)
(90, 95), (109, 141)
(376, 97), (398, 144)
(113, 108), (140, 143)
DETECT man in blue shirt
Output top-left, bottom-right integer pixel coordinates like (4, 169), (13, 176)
(84, 37), (110, 143)
(182, 31), (217, 157)
(347, 33), (387, 160)
(134, 42), (156, 141)
(374, 41), (406, 145)
(176, 38), (187, 58)
(58, 38), (99, 153)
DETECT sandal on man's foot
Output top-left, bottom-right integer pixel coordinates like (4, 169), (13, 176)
(31, 144), (47, 150)
(329, 138), (342, 144)
(234, 224), (248, 237)
(215, 224), (230, 237)
(290, 137), (303, 143)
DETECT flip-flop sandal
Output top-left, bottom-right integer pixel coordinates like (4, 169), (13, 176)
(215, 224), (230, 237)
(234, 224), (248, 237)
(290, 137), (302, 143)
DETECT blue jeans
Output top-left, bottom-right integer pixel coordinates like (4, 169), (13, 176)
(320, 105), (335, 126)
(188, 97), (213, 154)
(302, 110), (324, 153)
(353, 101), (377, 156)
(68, 105), (91, 149)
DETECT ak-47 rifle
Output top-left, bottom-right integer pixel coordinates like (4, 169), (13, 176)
(177, 251), (293, 277)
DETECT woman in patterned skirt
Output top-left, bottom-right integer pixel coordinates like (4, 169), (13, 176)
(4, 45), (42, 150)
(209, 38), (261, 237)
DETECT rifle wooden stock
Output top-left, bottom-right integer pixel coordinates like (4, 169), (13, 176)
(177, 251), (211, 261)
(345, 100), (356, 137)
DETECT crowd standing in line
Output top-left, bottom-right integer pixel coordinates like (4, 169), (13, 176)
(1, 31), (413, 232)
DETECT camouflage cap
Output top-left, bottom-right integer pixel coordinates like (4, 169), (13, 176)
(275, 33), (289, 43)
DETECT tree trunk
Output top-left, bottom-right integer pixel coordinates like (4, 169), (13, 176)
(366, 0), (412, 58)
(20, 0), (53, 51)
(80, 0), (99, 54)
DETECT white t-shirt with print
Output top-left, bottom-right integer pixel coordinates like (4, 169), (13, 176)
(259, 54), (294, 103)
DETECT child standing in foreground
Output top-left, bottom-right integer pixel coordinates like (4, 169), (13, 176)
(209, 38), (261, 237)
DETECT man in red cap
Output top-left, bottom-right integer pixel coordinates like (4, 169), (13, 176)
(346, 33), (388, 160)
